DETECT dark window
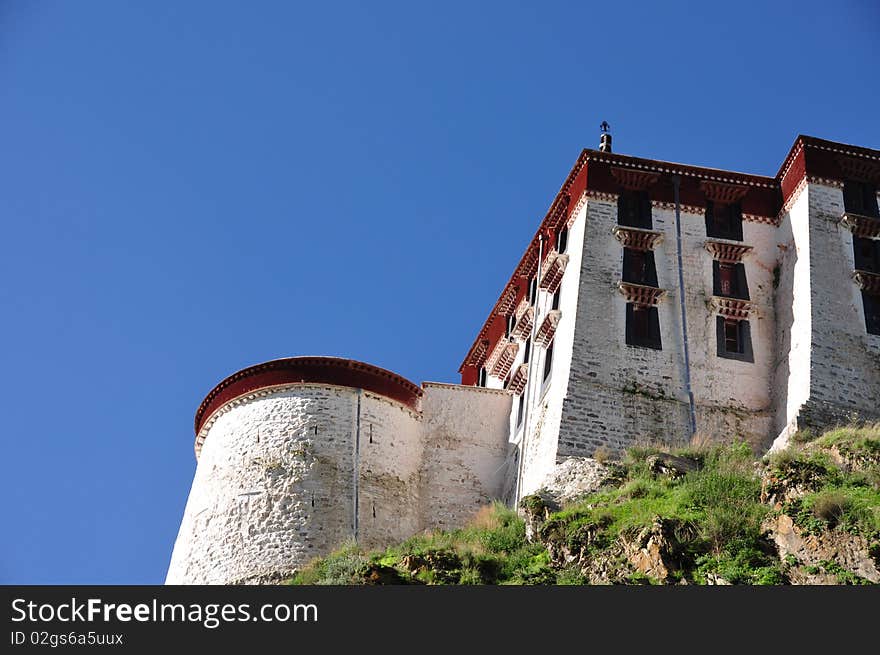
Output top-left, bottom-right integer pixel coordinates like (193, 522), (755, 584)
(477, 367), (487, 387)
(552, 287), (562, 310)
(527, 276), (538, 303)
(843, 180), (880, 217)
(556, 226), (569, 253)
(623, 248), (658, 286)
(505, 314), (516, 337)
(712, 261), (749, 299)
(863, 292), (880, 335)
(716, 317), (754, 362)
(543, 342), (554, 382)
(618, 190), (652, 229)
(516, 395), (525, 427)
(853, 236), (880, 273)
(705, 201), (744, 241)
(523, 338), (531, 364)
(625, 304), (662, 350)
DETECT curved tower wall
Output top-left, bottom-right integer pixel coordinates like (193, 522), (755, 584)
(166, 357), (510, 584)
(166, 358), (424, 585)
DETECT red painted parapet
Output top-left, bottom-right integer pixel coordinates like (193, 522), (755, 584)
(195, 356), (423, 446)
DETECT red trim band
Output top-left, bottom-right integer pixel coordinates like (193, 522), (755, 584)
(194, 357), (423, 437)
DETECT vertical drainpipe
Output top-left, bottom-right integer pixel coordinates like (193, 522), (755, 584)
(514, 232), (544, 506)
(353, 388), (362, 543)
(673, 175), (697, 438)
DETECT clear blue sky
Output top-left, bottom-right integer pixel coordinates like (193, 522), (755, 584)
(1, 1), (877, 584)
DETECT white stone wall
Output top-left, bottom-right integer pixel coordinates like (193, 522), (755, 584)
(166, 385), (358, 584)
(773, 187), (813, 440)
(513, 197), (587, 499)
(557, 197), (691, 458)
(688, 215), (778, 449)
(796, 184), (880, 427)
(167, 380), (511, 583)
(355, 391), (423, 549)
(558, 195), (780, 457)
(420, 383), (512, 529)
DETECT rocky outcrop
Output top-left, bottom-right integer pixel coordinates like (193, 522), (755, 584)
(538, 457), (619, 504)
(765, 514), (880, 584)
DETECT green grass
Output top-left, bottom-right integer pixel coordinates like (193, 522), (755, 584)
(289, 502), (560, 585)
(288, 428), (880, 586)
(544, 441), (772, 578)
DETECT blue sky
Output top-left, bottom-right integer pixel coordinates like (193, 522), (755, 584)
(1, 1), (877, 584)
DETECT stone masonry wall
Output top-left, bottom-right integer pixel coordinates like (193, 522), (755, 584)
(797, 183), (880, 430)
(355, 391), (423, 549)
(419, 383), (511, 530)
(558, 194), (779, 458)
(166, 385), (358, 584)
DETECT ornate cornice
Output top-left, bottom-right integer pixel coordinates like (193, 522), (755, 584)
(841, 213), (880, 239)
(700, 180), (749, 204)
(539, 251), (569, 294)
(852, 270), (880, 295)
(585, 189), (619, 202)
(705, 240), (754, 263)
(611, 166), (660, 191)
(506, 364), (529, 395)
(534, 310), (561, 347)
(566, 191), (588, 228)
(613, 226), (664, 251)
(485, 339), (519, 379)
(711, 297), (756, 320)
(617, 282), (667, 307)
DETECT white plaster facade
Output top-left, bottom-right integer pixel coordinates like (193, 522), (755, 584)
(167, 375), (511, 584)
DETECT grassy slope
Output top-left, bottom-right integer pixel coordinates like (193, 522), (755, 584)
(288, 425), (880, 585)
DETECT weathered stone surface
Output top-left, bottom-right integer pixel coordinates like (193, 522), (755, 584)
(538, 456), (614, 504)
(646, 453), (700, 478)
(621, 517), (695, 583)
(765, 513), (880, 584)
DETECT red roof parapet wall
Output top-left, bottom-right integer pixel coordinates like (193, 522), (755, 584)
(194, 357), (423, 449)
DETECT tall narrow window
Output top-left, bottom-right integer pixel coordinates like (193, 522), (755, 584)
(713, 261), (749, 299)
(863, 292), (880, 335)
(556, 226), (569, 253)
(716, 317), (753, 361)
(618, 190), (652, 229)
(542, 342), (554, 382)
(853, 237), (880, 273)
(552, 287), (562, 310)
(706, 202), (744, 240)
(625, 304), (662, 350)
(477, 367), (487, 387)
(516, 394), (525, 427)
(505, 313), (516, 338)
(622, 248), (658, 286)
(843, 180), (880, 217)
(523, 338), (531, 364)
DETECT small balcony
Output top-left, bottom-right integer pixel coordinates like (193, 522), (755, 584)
(840, 212), (880, 239)
(484, 339), (519, 379)
(534, 310), (561, 348)
(510, 298), (534, 341)
(506, 364), (529, 395)
(705, 239), (754, 264)
(852, 270), (880, 294)
(617, 282), (667, 307)
(539, 250), (569, 294)
(710, 296), (756, 321)
(612, 225), (663, 251)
